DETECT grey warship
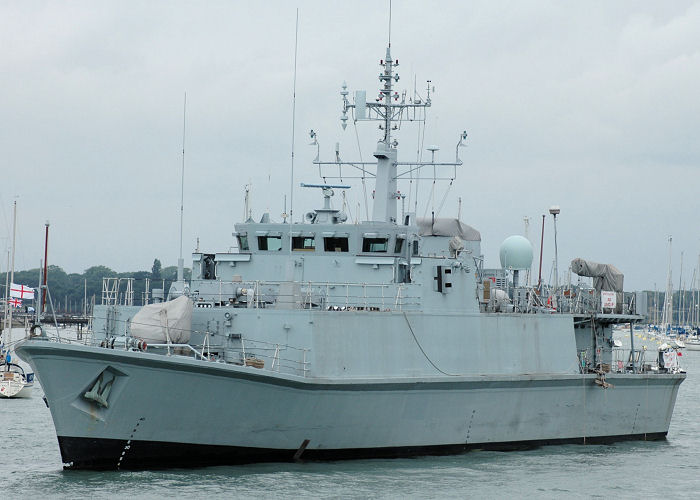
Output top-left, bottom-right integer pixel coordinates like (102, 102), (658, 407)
(17, 41), (685, 470)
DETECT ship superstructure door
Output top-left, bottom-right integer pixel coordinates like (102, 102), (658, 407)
(199, 254), (216, 280)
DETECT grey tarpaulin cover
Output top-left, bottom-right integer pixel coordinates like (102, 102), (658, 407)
(130, 295), (193, 344)
(570, 258), (624, 292)
(416, 217), (481, 241)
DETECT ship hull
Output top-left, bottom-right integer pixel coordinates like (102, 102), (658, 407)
(17, 340), (684, 470)
(57, 431), (669, 470)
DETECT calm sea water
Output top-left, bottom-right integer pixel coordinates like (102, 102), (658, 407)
(5, 332), (700, 499)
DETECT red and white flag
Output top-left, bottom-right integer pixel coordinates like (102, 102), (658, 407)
(8, 297), (22, 308)
(10, 283), (35, 300)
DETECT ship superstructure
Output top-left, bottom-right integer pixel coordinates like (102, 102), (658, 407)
(17, 42), (684, 470)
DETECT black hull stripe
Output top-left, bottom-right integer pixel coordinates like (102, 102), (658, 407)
(58, 433), (668, 470)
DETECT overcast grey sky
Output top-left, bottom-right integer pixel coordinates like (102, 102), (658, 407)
(1, 1), (698, 291)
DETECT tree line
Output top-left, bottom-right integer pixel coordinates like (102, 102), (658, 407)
(3, 259), (191, 314)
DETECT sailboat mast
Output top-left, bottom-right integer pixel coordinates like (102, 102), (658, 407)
(6, 201), (17, 338)
(178, 93), (186, 283)
(42, 221), (49, 313)
(679, 251), (684, 325)
(2, 250), (8, 335)
(662, 236), (674, 328)
(697, 254), (700, 326)
(537, 214), (545, 293)
(654, 284), (658, 325)
(690, 268), (697, 327)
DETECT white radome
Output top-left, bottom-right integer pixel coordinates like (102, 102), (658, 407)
(499, 235), (534, 270)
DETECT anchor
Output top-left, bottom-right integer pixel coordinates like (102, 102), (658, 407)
(84, 371), (115, 408)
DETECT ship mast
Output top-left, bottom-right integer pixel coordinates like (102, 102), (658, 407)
(314, 45), (466, 224)
(372, 45), (399, 223)
(373, 1), (397, 222)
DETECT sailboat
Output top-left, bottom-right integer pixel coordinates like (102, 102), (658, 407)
(1, 201), (34, 398)
(0, 353), (34, 398)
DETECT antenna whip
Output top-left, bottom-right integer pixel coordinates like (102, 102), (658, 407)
(289, 9), (299, 225)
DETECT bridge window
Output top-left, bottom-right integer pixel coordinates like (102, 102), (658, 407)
(362, 237), (388, 253)
(292, 236), (315, 251)
(394, 238), (404, 253)
(324, 237), (348, 252)
(237, 234), (249, 251)
(258, 236), (282, 251)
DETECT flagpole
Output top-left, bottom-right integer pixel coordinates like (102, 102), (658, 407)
(6, 201), (16, 348)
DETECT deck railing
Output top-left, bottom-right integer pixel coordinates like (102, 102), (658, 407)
(577, 347), (682, 375)
(193, 280), (421, 312)
(146, 336), (310, 377)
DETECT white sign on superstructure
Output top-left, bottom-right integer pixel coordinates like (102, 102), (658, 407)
(601, 291), (616, 310)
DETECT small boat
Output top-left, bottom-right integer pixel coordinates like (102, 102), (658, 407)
(0, 355), (34, 398)
(684, 337), (700, 351)
(0, 200), (36, 399)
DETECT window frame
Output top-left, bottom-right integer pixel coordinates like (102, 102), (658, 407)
(323, 236), (349, 252)
(362, 237), (389, 253)
(292, 236), (316, 251)
(257, 235), (283, 251)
